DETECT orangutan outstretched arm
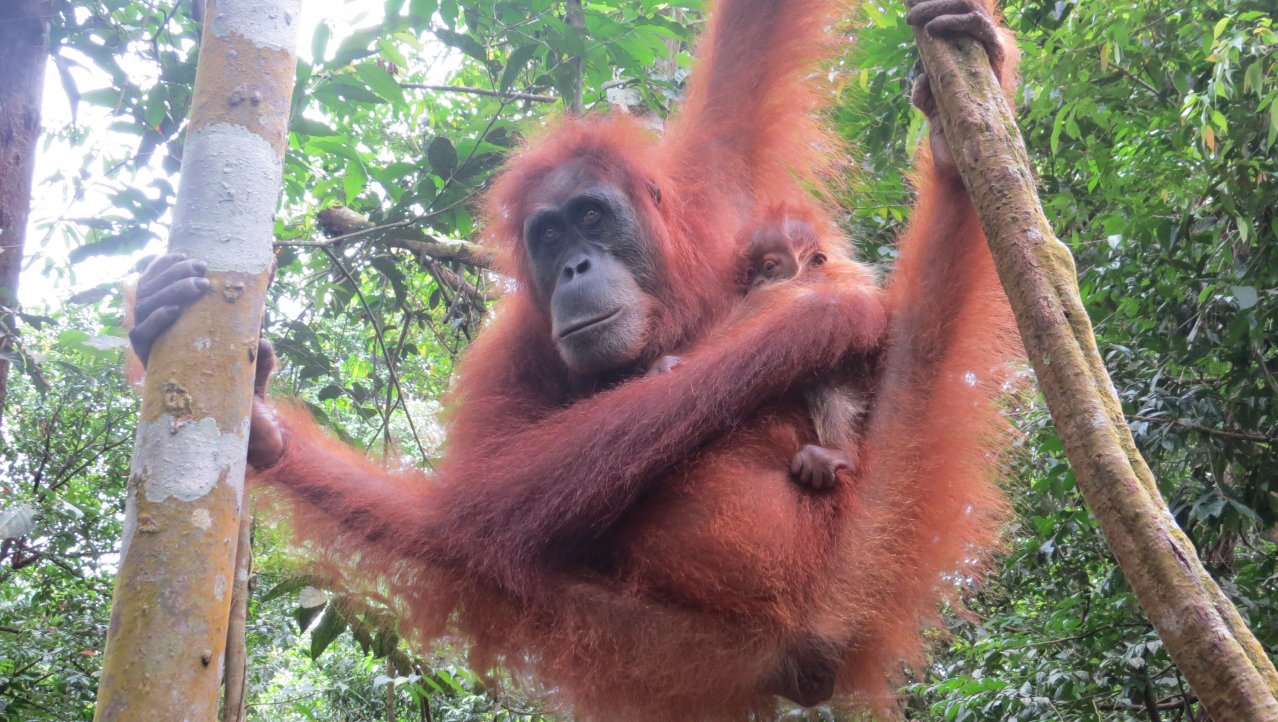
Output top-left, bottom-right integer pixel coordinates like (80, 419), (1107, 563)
(260, 280), (885, 596)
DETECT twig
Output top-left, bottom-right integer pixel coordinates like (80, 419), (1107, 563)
(388, 238), (496, 277)
(1111, 64), (1165, 100)
(400, 83), (556, 103)
(306, 206), (497, 303)
(1127, 414), (1274, 444)
(321, 249), (430, 462)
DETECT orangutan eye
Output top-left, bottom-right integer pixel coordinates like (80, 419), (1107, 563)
(762, 259), (779, 275)
(541, 224), (562, 243)
(579, 206), (602, 227)
(811, 252), (827, 266)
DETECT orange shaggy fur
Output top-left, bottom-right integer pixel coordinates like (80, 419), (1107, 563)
(250, 0), (1024, 719)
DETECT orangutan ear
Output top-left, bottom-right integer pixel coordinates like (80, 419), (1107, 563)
(646, 180), (662, 206)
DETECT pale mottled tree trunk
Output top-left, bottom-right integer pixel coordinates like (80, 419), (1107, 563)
(912, 17), (1278, 722)
(0, 0), (49, 423)
(94, 1), (299, 719)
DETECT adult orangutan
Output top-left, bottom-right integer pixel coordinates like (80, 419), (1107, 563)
(129, 0), (1022, 718)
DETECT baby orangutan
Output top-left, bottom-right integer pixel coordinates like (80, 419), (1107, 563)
(744, 211), (883, 489)
(651, 208), (885, 490)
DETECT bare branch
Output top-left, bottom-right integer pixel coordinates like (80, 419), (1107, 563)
(289, 206), (498, 272)
(401, 82), (556, 103)
(1127, 414), (1274, 445)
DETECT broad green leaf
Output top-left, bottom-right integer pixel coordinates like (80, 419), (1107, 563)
(434, 28), (490, 67)
(1212, 15), (1230, 40)
(355, 62), (407, 106)
(1232, 285), (1258, 309)
(409, 0), (438, 23)
(1243, 62), (1262, 94)
(427, 136), (458, 176)
(143, 87), (166, 128)
(311, 21), (331, 64)
(1269, 95), (1278, 148)
(290, 115), (338, 136)
(344, 161), (368, 203)
(309, 606), (349, 660)
(330, 25), (385, 68)
(499, 44), (538, 92)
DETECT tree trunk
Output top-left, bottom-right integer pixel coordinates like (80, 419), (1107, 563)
(564, 0), (585, 114)
(911, 16), (1278, 722)
(385, 656), (398, 722)
(0, 0), (50, 423)
(94, 1), (298, 719)
(222, 510), (253, 722)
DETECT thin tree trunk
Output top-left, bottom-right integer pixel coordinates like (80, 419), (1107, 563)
(222, 509), (253, 722)
(911, 16), (1278, 722)
(0, 0), (50, 423)
(564, 0), (585, 114)
(385, 656), (398, 722)
(94, 1), (299, 719)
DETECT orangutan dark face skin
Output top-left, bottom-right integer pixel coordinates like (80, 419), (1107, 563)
(522, 161), (660, 375)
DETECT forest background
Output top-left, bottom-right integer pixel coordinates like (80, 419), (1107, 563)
(1, 0), (1276, 720)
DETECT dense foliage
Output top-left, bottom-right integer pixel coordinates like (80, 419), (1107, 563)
(1, 0), (1275, 720)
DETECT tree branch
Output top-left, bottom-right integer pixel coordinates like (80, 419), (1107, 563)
(301, 206), (498, 272)
(564, 0), (585, 114)
(1127, 414), (1274, 444)
(912, 8), (1278, 720)
(400, 82), (556, 103)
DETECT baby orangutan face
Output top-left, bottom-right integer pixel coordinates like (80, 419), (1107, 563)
(743, 219), (826, 290)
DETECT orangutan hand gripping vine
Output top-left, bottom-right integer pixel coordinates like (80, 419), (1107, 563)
(130, 0), (1021, 719)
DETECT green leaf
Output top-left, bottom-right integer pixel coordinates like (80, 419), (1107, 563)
(1212, 16), (1230, 40)
(499, 45), (538, 93)
(409, 0), (438, 22)
(330, 25), (385, 68)
(80, 87), (122, 108)
(290, 115), (338, 136)
(1228, 499), (1261, 522)
(427, 136), (458, 176)
(1232, 285), (1257, 310)
(434, 28), (490, 67)
(355, 62), (406, 106)
(344, 161), (368, 203)
(1268, 96), (1278, 148)
(260, 577), (310, 603)
(321, 76), (385, 105)
(306, 136), (362, 162)
(69, 226), (156, 262)
(52, 53), (81, 124)
(143, 87), (166, 128)
(542, 17), (586, 57)
(294, 602), (323, 633)
(309, 606), (349, 660)
(1243, 62), (1263, 95)
(311, 21), (331, 64)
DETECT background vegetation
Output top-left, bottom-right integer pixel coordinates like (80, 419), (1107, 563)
(1, 0), (1275, 720)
